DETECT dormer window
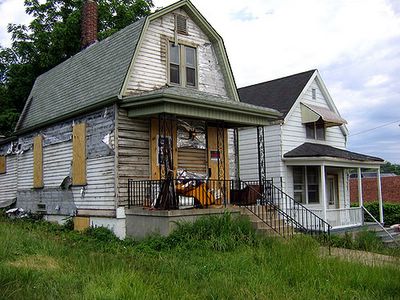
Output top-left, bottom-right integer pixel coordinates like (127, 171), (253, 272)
(306, 119), (325, 140)
(169, 42), (197, 87)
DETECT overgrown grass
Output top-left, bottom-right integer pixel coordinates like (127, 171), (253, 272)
(0, 214), (399, 299)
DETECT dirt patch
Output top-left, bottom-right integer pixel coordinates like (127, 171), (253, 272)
(321, 247), (400, 268)
(7, 255), (60, 271)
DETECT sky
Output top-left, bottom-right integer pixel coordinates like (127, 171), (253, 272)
(0, 0), (399, 163)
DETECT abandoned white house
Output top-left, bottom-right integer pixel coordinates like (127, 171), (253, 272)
(0, 0), (384, 238)
(0, 0), (283, 238)
(238, 70), (385, 230)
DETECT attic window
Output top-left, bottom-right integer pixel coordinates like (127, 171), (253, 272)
(169, 42), (197, 87)
(312, 88), (316, 100)
(176, 14), (187, 34)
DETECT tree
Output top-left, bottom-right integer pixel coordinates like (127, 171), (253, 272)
(0, 0), (154, 136)
(380, 162), (400, 175)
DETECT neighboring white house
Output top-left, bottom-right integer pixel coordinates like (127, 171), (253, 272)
(238, 70), (385, 229)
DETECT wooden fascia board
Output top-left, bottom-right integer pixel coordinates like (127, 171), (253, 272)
(119, 18), (149, 98)
(283, 70), (317, 124)
(122, 97), (277, 125)
(121, 94), (279, 118)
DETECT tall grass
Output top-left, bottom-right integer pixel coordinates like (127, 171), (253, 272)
(0, 214), (399, 299)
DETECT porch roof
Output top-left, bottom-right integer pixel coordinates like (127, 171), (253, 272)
(120, 86), (281, 126)
(283, 142), (384, 167)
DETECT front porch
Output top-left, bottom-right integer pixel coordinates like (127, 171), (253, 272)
(283, 142), (385, 229)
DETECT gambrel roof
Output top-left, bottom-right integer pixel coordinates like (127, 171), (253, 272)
(238, 70), (315, 118)
(16, 18), (145, 132)
(16, 0), (247, 133)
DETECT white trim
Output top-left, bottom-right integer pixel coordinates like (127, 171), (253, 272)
(283, 70), (348, 137)
(283, 156), (383, 168)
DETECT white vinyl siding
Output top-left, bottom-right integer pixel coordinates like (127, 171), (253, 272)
(0, 155), (17, 205)
(124, 9), (227, 97)
(238, 124), (284, 187)
(72, 156), (115, 210)
(282, 79), (346, 155)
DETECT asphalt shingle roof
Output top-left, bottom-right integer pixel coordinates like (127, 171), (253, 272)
(17, 18), (146, 131)
(284, 142), (384, 162)
(238, 70), (316, 118)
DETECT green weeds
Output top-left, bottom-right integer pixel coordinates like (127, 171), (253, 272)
(0, 214), (399, 299)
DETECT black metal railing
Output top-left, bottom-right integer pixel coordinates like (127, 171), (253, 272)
(239, 180), (331, 239)
(128, 178), (250, 209)
(127, 178), (331, 243)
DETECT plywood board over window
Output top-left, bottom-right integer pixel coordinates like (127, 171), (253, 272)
(33, 135), (43, 188)
(72, 123), (87, 185)
(0, 156), (6, 174)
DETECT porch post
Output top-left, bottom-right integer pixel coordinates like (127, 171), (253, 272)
(257, 126), (266, 185)
(377, 168), (384, 224)
(320, 164), (327, 221)
(357, 168), (363, 208)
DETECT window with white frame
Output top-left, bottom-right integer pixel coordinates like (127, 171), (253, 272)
(169, 42), (197, 87)
(305, 119), (325, 140)
(293, 166), (320, 204)
(312, 88), (316, 100)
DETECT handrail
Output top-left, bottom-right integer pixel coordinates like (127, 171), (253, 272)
(242, 180), (331, 242)
(265, 180), (328, 222)
(362, 206), (400, 246)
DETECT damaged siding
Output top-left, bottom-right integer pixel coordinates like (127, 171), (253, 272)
(117, 109), (150, 206)
(0, 148), (17, 206)
(11, 106), (116, 215)
(124, 9), (228, 97)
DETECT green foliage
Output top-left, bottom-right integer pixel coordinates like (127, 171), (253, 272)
(0, 0), (154, 135)
(364, 202), (400, 226)
(0, 216), (399, 299)
(380, 162), (400, 175)
(84, 226), (120, 243)
(138, 212), (258, 252)
(330, 230), (385, 253)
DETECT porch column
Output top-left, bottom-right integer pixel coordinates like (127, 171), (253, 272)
(357, 168), (363, 208)
(320, 164), (327, 221)
(377, 168), (384, 224)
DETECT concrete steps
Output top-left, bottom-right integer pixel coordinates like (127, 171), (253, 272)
(239, 206), (295, 237)
(363, 223), (400, 248)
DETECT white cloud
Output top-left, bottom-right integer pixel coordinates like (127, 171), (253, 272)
(365, 74), (390, 87)
(1, 0), (400, 162)
(0, 0), (32, 47)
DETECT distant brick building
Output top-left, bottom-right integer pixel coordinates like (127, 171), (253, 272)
(350, 176), (400, 203)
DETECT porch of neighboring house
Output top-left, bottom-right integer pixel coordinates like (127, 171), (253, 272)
(119, 87), (281, 237)
(283, 143), (384, 230)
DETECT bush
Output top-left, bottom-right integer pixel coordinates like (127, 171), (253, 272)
(330, 230), (383, 252)
(84, 226), (120, 243)
(363, 202), (400, 226)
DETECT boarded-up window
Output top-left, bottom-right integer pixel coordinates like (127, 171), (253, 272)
(72, 123), (87, 185)
(33, 135), (43, 188)
(0, 156), (6, 174)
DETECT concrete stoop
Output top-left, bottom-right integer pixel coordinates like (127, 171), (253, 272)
(356, 223), (400, 248)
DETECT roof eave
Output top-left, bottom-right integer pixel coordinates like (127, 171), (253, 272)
(14, 96), (118, 135)
(282, 156), (384, 167)
(121, 92), (280, 126)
